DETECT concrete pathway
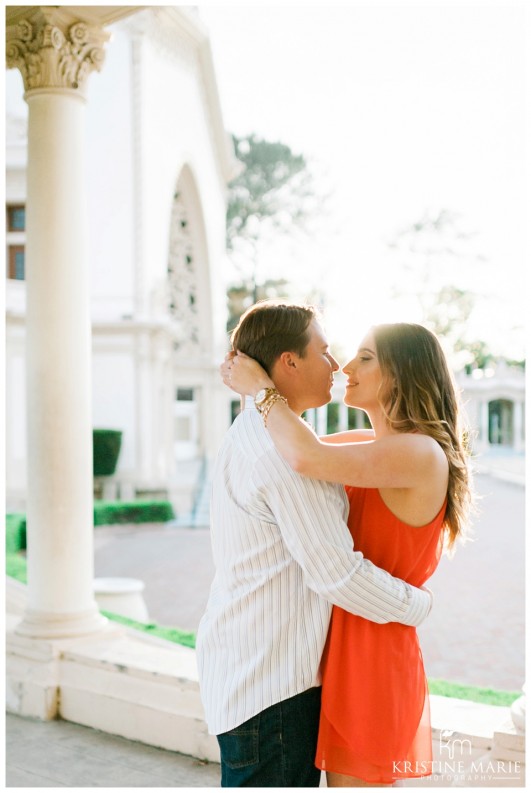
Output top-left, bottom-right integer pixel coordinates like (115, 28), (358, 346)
(6, 712), (221, 787)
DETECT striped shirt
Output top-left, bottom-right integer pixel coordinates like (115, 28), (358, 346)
(196, 398), (431, 735)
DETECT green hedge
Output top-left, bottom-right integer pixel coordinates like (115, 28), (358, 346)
(93, 500), (175, 525)
(6, 552), (27, 583)
(93, 429), (122, 477)
(6, 513), (26, 552)
(6, 502), (175, 542)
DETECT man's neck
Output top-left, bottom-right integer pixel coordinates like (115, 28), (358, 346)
(271, 386), (305, 417)
(282, 393), (311, 418)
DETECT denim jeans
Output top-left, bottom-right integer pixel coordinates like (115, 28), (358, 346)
(216, 687), (322, 787)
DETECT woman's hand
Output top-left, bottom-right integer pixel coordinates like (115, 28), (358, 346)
(220, 351), (274, 397)
(220, 351), (237, 390)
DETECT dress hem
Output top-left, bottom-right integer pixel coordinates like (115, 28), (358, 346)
(317, 763), (434, 785)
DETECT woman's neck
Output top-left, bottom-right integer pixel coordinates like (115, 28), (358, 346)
(365, 409), (394, 440)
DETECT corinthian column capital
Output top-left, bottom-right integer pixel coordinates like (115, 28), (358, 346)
(6, 9), (109, 96)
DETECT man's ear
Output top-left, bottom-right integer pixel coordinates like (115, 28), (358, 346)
(277, 350), (299, 373)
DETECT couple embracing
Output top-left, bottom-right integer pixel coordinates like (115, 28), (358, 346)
(197, 300), (472, 788)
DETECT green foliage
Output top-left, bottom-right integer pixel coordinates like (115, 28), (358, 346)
(327, 402), (340, 434)
(100, 611), (196, 649)
(6, 502), (175, 539)
(428, 678), (520, 707)
(462, 339), (496, 373)
(93, 500), (175, 526)
(227, 134), (314, 250)
(6, 513), (26, 553)
(348, 408), (371, 431)
(93, 429), (123, 477)
(225, 133), (321, 331)
(504, 358), (525, 371)
(227, 277), (292, 333)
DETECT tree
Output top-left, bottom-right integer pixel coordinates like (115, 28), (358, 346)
(226, 277), (291, 334)
(225, 134), (322, 329)
(226, 134), (317, 251)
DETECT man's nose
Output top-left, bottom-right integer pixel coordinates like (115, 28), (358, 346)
(329, 355), (340, 372)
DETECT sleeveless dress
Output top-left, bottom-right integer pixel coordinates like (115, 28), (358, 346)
(315, 486), (445, 783)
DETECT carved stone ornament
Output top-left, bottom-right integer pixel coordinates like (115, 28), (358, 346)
(167, 190), (202, 356)
(6, 13), (109, 94)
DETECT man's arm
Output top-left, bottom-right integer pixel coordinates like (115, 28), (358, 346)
(257, 451), (432, 627)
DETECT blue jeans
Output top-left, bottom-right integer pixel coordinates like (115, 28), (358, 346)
(216, 687), (322, 787)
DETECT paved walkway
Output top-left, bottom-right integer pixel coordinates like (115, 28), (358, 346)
(6, 712), (221, 787)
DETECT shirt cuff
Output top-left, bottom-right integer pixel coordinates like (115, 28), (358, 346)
(401, 584), (433, 627)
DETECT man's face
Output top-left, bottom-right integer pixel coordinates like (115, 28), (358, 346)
(291, 320), (340, 412)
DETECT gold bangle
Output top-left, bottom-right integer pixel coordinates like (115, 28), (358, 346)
(262, 393), (288, 426)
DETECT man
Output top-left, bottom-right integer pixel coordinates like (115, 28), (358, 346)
(196, 301), (432, 787)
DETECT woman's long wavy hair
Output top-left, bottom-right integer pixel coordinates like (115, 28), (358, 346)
(372, 323), (473, 552)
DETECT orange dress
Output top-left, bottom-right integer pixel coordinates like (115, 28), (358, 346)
(316, 486), (445, 783)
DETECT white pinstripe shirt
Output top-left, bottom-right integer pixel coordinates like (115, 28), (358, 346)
(196, 399), (431, 735)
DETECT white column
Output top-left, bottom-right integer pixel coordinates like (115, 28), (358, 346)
(339, 401), (349, 432)
(7, 12), (109, 638)
(513, 401), (524, 453)
(478, 400), (490, 452)
(316, 405), (328, 436)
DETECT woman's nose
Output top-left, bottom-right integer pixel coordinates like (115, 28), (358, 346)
(342, 359), (355, 376)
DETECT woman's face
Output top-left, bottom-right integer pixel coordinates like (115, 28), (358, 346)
(342, 331), (384, 411)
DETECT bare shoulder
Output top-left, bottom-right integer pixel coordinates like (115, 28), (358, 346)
(380, 433), (448, 471)
(409, 435), (449, 491)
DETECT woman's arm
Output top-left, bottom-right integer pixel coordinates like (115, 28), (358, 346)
(321, 429), (375, 444)
(224, 352), (444, 489)
(265, 408), (441, 489)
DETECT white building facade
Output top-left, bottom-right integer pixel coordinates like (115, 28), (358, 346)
(6, 7), (237, 515)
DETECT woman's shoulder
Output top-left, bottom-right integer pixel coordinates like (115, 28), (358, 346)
(382, 432), (448, 474)
(387, 431), (444, 452)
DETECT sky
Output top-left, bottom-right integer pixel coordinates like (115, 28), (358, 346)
(199, 1), (527, 362)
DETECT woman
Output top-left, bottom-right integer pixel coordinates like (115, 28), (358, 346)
(222, 322), (472, 787)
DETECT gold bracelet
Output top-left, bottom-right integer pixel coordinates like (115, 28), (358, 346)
(262, 393), (288, 426)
